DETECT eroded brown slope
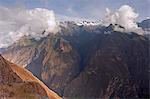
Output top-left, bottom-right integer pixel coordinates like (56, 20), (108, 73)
(0, 55), (61, 99)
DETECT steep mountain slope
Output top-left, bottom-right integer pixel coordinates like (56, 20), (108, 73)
(63, 32), (149, 98)
(2, 34), (81, 96)
(0, 54), (61, 99)
(2, 22), (103, 96)
(2, 22), (149, 98)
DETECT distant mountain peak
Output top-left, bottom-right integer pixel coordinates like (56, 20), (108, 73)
(138, 19), (150, 30)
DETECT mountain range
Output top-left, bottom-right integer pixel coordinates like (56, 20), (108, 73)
(1, 19), (150, 98)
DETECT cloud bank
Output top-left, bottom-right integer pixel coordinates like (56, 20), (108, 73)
(0, 5), (144, 48)
(0, 7), (58, 48)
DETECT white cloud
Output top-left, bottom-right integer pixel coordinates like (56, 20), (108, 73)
(104, 5), (144, 35)
(0, 6), (58, 48)
(105, 5), (141, 30)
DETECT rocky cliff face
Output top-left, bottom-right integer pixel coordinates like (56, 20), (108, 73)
(0, 54), (61, 99)
(2, 22), (149, 98)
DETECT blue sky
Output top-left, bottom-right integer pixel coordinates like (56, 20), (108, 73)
(0, 0), (149, 21)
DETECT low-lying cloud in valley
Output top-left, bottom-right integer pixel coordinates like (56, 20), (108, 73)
(0, 6), (58, 48)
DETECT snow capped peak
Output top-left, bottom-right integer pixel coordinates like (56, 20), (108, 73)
(58, 20), (105, 27)
(75, 20), (104, 26)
